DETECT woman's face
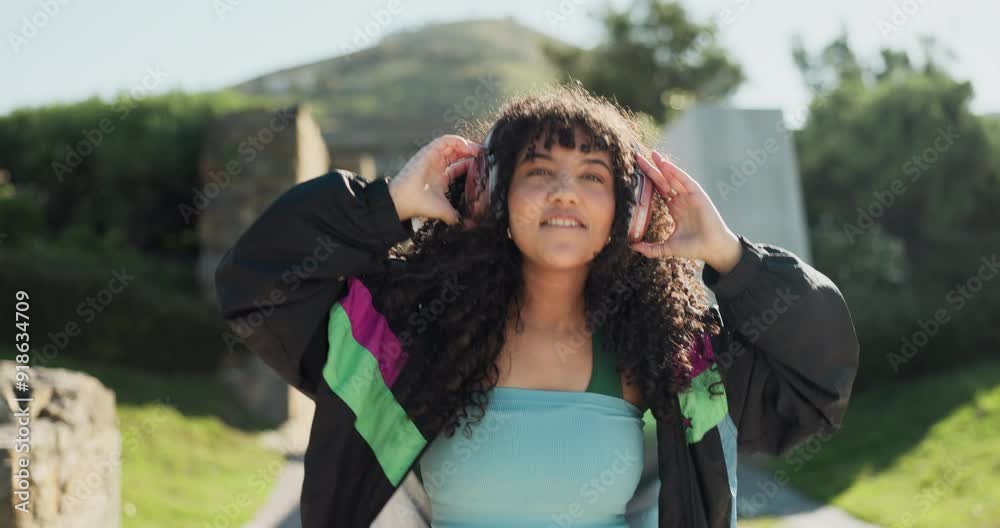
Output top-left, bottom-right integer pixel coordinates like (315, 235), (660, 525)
(506, 127), (616, 269)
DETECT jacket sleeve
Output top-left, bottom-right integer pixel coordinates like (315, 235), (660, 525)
(703, 234), (860, 455)
(213, 170), (413, 401)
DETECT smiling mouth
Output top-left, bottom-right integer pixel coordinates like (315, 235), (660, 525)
(539, 218), (586, 229)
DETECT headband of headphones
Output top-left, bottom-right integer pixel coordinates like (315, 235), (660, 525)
(464, 124), (655, 243)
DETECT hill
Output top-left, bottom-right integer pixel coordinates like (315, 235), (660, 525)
(233, 18), (573, 148)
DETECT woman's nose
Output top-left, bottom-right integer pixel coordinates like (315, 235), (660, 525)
(546, 171), (579, 203)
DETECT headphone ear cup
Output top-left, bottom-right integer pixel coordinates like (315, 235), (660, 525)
(466, 127), (498, 225)
(465, 150), (490, 223)
(627, 169), (654, 243)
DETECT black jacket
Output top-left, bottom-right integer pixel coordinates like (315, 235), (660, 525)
(214, 169), (860, 527)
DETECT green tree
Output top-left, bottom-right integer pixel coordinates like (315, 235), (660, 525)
(792, 33), (996, 255)
(543, 0), (744, 123)
(793, 33), (1000, 384)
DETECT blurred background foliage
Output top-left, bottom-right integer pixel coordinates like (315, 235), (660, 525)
(0, 91), (271, 372)
(0, 91), (273, 281)
(791, 32), (1000, 386)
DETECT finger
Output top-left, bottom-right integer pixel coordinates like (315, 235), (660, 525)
(437, 135), (482, 162)
(629, 241), (672, 259)
(659, 166), (686, 198)
(446, 208), (462, 226)
(664, 189), (688, 209)
(648, 151), (687, 196)
(650, 161), (683, 200)
(634, 152), (678, 198)
(636, 152), (682, 198)
(440, 204), (462, 226)
(632, 243), (664, 259)
(653, 151), (703, 195)
(444, 158), (474, 184)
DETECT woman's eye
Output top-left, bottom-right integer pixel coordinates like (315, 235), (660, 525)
(527, 168), (551, 176)
(584, 173), (604, 183)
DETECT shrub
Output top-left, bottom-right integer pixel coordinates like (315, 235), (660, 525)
(1, 247), (245, 373)
(0, 90), (277, 293)
(0, 180), (46, 246)
(810, 223), (1000, 389)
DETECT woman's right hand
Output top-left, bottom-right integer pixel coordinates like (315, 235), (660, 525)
(388, 135), (482, 225)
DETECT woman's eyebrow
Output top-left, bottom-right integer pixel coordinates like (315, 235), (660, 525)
(582, 158), (613, 173)
(522, 150), (613, 173)
(522, 149), (551, 162)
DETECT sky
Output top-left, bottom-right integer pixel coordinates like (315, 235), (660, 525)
(3, 0), (999, 121)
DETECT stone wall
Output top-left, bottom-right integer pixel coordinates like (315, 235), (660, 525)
(0, 361), (120, 528)
(195, 104), (331, 303)
(196, 104), (329, 427)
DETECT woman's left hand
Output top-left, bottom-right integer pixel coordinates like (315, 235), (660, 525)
(630, 150), (744, 275)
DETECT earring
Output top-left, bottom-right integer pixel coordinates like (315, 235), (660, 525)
(607, 235), (612, 244)
(507, 227), (512, 239)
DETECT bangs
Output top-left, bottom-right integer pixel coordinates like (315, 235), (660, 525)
(515, 117), (613, 157)
(490, 115), (627, 183)
(468, 83), (648, 185)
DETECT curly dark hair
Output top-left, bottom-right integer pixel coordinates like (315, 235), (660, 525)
(378, 83), (719, 440)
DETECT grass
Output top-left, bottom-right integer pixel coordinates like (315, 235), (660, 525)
(2, 351), (285, 527)
(738, 517), (780, 528)
(768, 360), (1000, 528)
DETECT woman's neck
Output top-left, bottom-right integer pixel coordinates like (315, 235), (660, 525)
(513, 263), (588, 334)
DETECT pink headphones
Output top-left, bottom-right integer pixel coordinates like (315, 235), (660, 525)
(464, 125), (656, 243)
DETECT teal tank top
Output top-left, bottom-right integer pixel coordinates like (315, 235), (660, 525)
(417, 327), (645, 527)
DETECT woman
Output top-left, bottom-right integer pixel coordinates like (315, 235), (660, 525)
(215, 85), (859, 528)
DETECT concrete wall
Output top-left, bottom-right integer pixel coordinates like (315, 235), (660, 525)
(197, 105), (329, 427)
(659, 104), (812, 265)
(196, 104), (331, 303)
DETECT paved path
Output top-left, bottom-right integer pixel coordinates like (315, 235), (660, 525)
(737, 463), (880, 527)
(242, 425), (307, 528)
(242, 453), (303, 528)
